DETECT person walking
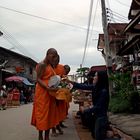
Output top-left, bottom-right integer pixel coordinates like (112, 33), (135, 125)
(51, 55), (69, 135)
(0, 85), (7, 110)
(50, 54), (65, 136)
(31, 48), (60, 140)
(64, 70), (110, 140)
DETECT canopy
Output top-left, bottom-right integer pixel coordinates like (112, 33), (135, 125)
(5, 76), (34, 86)
(5, 76), (23, 82)
(21, 77), (34, 86)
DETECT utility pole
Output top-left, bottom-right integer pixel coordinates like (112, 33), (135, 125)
(100, 0), (112, 95)
(81, 0), (93, 67)
(100, 0), (112, 73)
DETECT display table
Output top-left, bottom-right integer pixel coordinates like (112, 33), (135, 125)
(7, 90), (20, 107)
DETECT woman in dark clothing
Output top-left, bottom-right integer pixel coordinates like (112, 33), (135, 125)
(64, 70), (109, 140)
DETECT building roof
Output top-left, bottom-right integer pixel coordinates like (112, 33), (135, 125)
(123, 11), (140, 33)
(97, 23), (127, 51)
(107, 23), (128, 34)
(117, 35), (140, 56)
(128, 0), (140, 19)
(90, 65), (107, 72)
(0, 46), (37, 66)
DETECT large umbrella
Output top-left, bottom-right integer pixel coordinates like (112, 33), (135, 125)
(5, 76), (23, 82)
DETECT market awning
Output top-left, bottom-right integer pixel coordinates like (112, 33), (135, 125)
(5, 75), (34, 86)
(21, 77), (34, 86)
(5, 76), (23, 82)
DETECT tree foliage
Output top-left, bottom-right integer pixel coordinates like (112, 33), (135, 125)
(109, 71), (140, 113)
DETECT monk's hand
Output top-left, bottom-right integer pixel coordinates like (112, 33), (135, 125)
(61, 76), (68, 81)
(62, 78), (74, 85)
(61, 76), (70, 83)
(47, 87), (59, 92)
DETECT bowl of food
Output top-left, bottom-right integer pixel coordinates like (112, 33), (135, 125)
(48, 75), (61, 88)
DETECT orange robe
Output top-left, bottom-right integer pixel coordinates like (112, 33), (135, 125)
(31, 65), (59, 130)
(54, 64), (67, 122)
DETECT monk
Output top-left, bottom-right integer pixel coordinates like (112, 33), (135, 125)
(51, 54), (65, 136)
(31, 48), (60, 140)
(54, 61), (70, 132)
(60, 64), (71, 128)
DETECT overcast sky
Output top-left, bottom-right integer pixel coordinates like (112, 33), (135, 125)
(0, 0), (131, 74)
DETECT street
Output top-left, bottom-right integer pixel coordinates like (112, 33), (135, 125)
(0, 102), (80, 140)
(0, 104), (37, 140)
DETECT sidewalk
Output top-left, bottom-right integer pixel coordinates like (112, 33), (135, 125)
(109, 113), (140, 140)
(57, 102), (140, 140)
(50, 101), (80, 140)
(53, 102), (140, 140)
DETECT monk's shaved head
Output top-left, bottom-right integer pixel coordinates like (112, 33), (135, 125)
(44, 48), (59, 67)
(47, 48), (57, 56)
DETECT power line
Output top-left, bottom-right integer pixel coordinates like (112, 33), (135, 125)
(112, 13), (128, 21)
(115, 0), (130, 7)
(82, 0), (99, 66)
(106, 0), (129, 23)
(113, 16), (128, 23)
(108, 13), (128, 23)
(0, 25), (39, 62)
(106, 8), (129, 23)
(81, 0), (94, 66)
(107, 8), (128, 19)
(0, 5), (100, 33)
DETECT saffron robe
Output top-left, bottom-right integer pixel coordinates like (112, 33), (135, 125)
(54, 64), (68, 122)
(31, 65), (59, 130)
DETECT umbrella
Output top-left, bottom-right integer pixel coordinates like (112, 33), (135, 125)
(5, 76), (23, 82)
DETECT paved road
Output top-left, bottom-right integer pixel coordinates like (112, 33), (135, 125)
(0, 102), (80, 140)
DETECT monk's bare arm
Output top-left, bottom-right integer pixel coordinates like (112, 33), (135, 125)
(36, 63), (59, 92)
(36, 63), (48, 89)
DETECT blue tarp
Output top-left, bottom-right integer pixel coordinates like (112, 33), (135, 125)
(20, 77), (34, 86)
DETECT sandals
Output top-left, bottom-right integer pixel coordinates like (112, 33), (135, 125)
(51, 132), (59, 137)
(58, 130), (63, 135)
(56, 127), (64, 135)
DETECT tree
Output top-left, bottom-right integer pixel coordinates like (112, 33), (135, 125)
(76, 67), (89, 83)
(109, 71), (140, 113)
